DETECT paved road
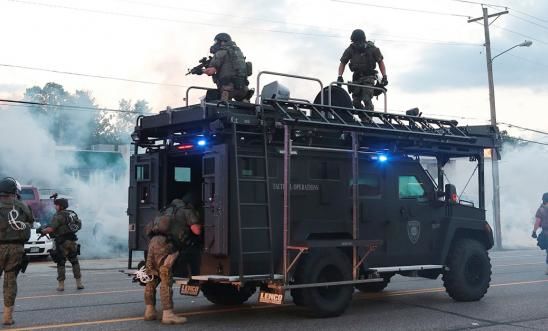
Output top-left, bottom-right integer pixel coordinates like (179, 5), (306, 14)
(3, 248), (547, 330)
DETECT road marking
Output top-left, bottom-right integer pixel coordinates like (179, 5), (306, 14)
(12, 278), (548, 330)
(17, 288), (142, 300)
(494, 262), (545, 267)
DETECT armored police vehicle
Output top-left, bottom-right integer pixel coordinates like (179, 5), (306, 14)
(127, 72), (497, 317)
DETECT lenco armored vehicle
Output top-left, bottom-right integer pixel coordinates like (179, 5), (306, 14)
(127, 72), (497, 317)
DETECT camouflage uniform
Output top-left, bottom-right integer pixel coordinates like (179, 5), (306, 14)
(535, 204), (548, 264)
(340, 42), (383, 111)
(144, 199), (200, 311)
(209, 41), (250, 102)
(50, 211), (81, 282)
(0, 197), (32, 309)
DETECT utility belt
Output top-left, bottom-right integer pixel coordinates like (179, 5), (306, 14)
(54, 232), (78, 245)
(217, 76), (248, 89)
(352, 71), (377, 81)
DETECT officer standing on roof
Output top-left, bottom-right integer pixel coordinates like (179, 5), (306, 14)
(40, 196), (84, 291)
(143, 193), (202, 325)
(203, 33), (252, 102)
(0, 177), (33, 325)
(338, 29), (387, 114)
(531, 192), (548, 275)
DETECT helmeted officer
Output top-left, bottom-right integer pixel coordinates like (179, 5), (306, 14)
(532, 192), (548, 275)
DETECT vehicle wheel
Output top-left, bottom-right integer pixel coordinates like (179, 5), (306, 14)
(355, 276), (391, 293)
(294, 249), (353, 317)
(201, 283), (256, 305)
(442, 238), (491, 302)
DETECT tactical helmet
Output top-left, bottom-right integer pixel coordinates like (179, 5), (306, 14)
(543, 192), (548, 204)
(54, 198), (69, 210)
(182, 192), (195, 206)
(0, 177), (21, 195)
(350, 29), (366, 43)
(214, 32), (232, 42)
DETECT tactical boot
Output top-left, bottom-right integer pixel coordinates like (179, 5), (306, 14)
(144, 305), (157, 321)
(161, 309), (187, 325)
(3, 306), (14, 325)
(76, 278), (84, 290)
(57, 280), (65, 292)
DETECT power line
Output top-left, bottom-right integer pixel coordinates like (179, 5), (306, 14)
(0, 63), (188, 88)
(332, 0), (472, 18)
(498, 122), (548, 136)
(0, 99), (139, 114)
(508, 13), (548, 32)
(6, 0), (481, 46)
(512, 137), (548, 146)
(491, 24), (548, 46)
(446, 0), (507, 9)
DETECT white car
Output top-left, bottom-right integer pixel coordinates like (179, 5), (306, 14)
(24, 225), (54, 257)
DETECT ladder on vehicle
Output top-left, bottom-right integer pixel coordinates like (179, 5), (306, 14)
(263, 99), (473, 142)
(232, 123), (275, 281)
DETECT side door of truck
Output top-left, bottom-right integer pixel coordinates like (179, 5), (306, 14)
(128, 152), (162, 253)
(388, 162), (437, 265)
(202, 144), (229, 256)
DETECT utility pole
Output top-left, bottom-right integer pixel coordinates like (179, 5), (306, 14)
(468, 7), (508, 250)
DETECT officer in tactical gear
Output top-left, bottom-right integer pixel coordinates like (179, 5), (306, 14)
(338, 29), (387, 117)
(531, 192), (548, 275)
(40, 197), (84, 291)
(0, 177), (33, 325)
(203, 32), (252, 102)
(143, 194), (202, 325)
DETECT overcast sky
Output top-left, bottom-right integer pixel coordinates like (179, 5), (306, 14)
(1, 0), (547, 141)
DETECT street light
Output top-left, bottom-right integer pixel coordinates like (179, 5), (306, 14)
(486, 39), (533, 250)
(492, 40), (533, 61)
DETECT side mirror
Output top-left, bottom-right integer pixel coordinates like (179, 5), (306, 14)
(445, 184), (458, 203)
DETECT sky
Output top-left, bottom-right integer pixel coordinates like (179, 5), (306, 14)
(1, 0), (547, 142)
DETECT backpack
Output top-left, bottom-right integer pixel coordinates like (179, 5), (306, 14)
(63, 210), (82, 233)
(145, 203), (182, 238)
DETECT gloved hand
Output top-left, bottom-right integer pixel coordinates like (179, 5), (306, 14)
(532, 231), (538, 239)
(337, 76), (344, 87)
(380, 75), (388, 86)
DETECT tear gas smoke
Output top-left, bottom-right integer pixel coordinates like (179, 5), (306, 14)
(0, 108), (128, 258)
(443, 143), (548, 249)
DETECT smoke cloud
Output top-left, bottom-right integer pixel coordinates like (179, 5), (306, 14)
(0, 108), (128, 258)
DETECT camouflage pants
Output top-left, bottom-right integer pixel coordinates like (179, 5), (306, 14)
(144, 236), (179, 310)
(219, 83), (250, 102)
(56, 240), (81, 281)
(351, 75), (376, 111)
(0, 244), (23, 307)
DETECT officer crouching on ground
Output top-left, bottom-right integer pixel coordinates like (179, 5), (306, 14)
(143, 193), (202, 325)
(203, 32), (252, 102)
(338, 29), (387, 117)
(0, 177), (33, 325)
(531, 192), (548, 275)
(40, 197), (84, 291)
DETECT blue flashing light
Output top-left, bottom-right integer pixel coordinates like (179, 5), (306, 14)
(197, 139), (207, 147)
(378, 154), (388, 162)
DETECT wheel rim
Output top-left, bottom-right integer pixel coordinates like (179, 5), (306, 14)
(316, 265), (344, 300)
(464, 254), (485, 286)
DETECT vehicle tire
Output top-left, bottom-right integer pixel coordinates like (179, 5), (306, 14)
(290, 288), (304, 306)
(354, 276), (391, 293)
(294, 248), (353, 317)
(201, 283), (256, 305)
(442, 238), (491, 302)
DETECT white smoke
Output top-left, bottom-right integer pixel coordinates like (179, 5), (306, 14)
(444, 143), (548, 249)
(0, 108), (128, 258)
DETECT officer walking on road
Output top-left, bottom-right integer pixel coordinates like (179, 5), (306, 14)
(531, 192), (548, 275)
(40, 197), (84, 291)
(338, 29), (387, 115)
(143, 194), (202, 325)
(203, 33), (252, 102)
(0, 177), (33, 325)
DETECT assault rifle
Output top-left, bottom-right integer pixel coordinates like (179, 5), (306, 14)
(186, 56), (212, 76)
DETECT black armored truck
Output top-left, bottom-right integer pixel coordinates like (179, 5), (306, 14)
(127, 72), (497, 317)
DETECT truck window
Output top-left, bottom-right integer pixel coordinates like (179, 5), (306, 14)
(240, 157), (265, 177)
(203, 157), (215, 175)
(174, 167), (191, 182)
(136, 164), (150, 181)
(398, 176), (425, 199)
(20, 188), (36, 201)
(358, 174), (381, 197)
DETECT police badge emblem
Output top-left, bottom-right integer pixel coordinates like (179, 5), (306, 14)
(407, 220), (421, 244)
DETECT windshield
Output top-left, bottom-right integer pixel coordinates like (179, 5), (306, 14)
(20, 188), (36, 201)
